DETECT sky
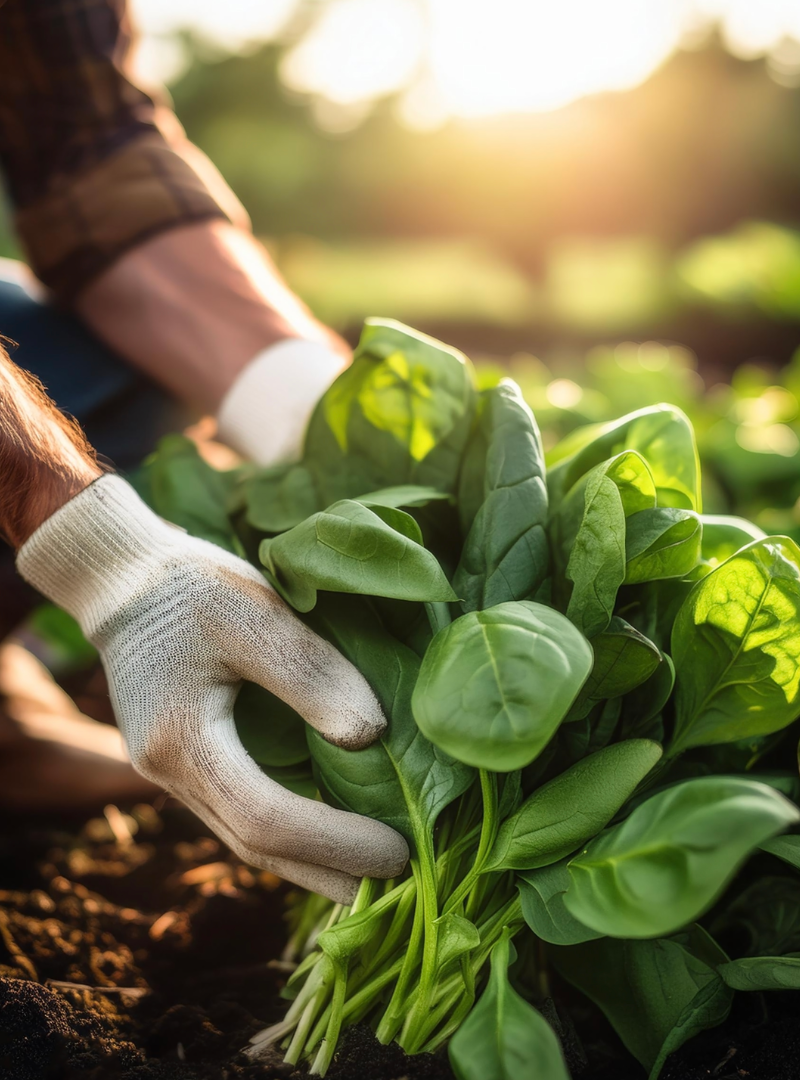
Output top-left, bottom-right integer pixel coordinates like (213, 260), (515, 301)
(130, 0), (800, 123)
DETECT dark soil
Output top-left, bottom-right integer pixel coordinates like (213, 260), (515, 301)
(1, 803), (799, 1080)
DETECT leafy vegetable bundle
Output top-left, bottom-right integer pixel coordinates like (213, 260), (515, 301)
(139, 320), (800, 1079)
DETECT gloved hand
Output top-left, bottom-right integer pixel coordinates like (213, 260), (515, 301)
(217, 338), (346, 466)
(16, 475), (409, 903)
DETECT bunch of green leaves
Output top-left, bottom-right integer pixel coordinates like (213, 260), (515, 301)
(140, 318), (800, 1079)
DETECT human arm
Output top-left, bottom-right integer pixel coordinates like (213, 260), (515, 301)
(1, 346), (408, 901)
(0, 0), (346, 464)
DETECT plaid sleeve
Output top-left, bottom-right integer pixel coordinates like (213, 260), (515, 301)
(0, 0), (249, 301)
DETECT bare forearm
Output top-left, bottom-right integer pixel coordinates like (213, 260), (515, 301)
(75, 220), (348, 412)
(0, 346), (102, 548)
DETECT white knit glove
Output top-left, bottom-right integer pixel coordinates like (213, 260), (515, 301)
(16, 476), (409, 903)
(216, 339), (346, 466)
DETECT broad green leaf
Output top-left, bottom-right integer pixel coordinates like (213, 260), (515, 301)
(625, 508), (702, 584)
(136, 434), (241, 552)
(719, 955), (800, 991)
(551, 927), (732, 1079)
(560, 452), (656, 637)
(485, 740), (662, 872)
(413, 601), (592, 772)
(306, 319), (477, 501)
(449, 928), (570, 1080)
(259, 500), (456, 613)
(306, 597), (474, 842)
(517, 860), (602, 946)
(670, 537), (800, 754)
(234, 682), (309, 767)
(547, 404), (701, 512)
(569, 617), (662, 722)
(244, 463), (320, 534)
(564, 777), (800, 938)
(453, 380), (549, 612)
(700, 515), (767, 570)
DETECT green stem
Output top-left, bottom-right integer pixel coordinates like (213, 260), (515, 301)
(425, 600), (452, 636)
(309, 961), (348, 1076)
(398, 834), (442, 1053)
(443, 770), (498, 916)
(375, 859), (426, 1044)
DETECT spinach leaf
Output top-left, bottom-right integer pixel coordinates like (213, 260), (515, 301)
(306, 319), (477, 502)
(453, 380), (549, 612)
(259, 500), (456, 613)
(670, 537), (800, 754)
(719, 955), (800, 990)
(564, 777), (800, 938)
(624, 508), (702, 584)
(551, 926), (732, 1079)
(245, 463), (321, 534)
(412, 601), (593, 772)
(234, 682), (309, 768)
(700, 515), (767, 570)
(761, 833), (800, 870)
(569, 617), (662, 722)
(556, 452), (656, 637)
(517, 860), (602, 946)
(711, 875), (800, 957)
(306, 597), (474, 842)
(135, 434), (241, 553)
(449, 929), (570, 1080)
(486, 740), (662, 872)
(547, 403), (701, 512)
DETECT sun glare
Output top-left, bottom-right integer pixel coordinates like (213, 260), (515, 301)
(131, 0), (800, 120)
(425, 0), (687, 116)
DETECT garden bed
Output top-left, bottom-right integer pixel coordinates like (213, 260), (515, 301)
(0, 802), (798, 1080)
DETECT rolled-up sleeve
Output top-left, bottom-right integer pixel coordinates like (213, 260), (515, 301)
(0, 0), (249, 301)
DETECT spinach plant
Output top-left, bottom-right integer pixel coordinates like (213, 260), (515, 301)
(140, 318), (800, 1078)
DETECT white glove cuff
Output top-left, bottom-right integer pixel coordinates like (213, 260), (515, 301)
(216, 338), (346, 466)
(16, 475), (185, 637)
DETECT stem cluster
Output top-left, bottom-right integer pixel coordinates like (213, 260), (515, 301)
(247, 771), (524, 1074)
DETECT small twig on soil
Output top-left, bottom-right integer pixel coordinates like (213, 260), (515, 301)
(47, 979), (149, 998)
(713, 1047), (738, 1076)
(0, 909), (38, 980)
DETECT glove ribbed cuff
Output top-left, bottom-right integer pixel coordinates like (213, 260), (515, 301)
(216, 338), (346, 465)
(16, 475), (185, 636)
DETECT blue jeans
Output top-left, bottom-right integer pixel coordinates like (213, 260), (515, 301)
(0, 261), (188, 635)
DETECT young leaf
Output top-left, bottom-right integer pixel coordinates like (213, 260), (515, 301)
(517, 860), (602, 946)
(485, 740), (662, 872)
(560, 452), (656, 637)
(719, 955), (800, 991)
(700, 515), (766, 569)
(434, 913), (481, 971)
(259, 500), (456, 613)
(670, 537), (800, 754)
(412, 601), (593, 772)
(357, 485), (451, 509)
(568, 617), (662, 721)
(547, 403), (701, 512)
(306, 596), (474, 841)
(448, 929), (570, 1080)
(453, 380), (549, 612)
(564, 777), (800, 938)
(761, 833), (800, 870)
(624, 508), (702, 584)
(306, 318), (477, 501)
(551, 927), (732, 1080)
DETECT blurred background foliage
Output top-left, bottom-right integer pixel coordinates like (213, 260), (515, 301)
(3, 0), (800, 539)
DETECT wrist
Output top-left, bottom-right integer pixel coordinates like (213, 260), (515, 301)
(16, 475), (183, 635)
(216, 338), (347, 466)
